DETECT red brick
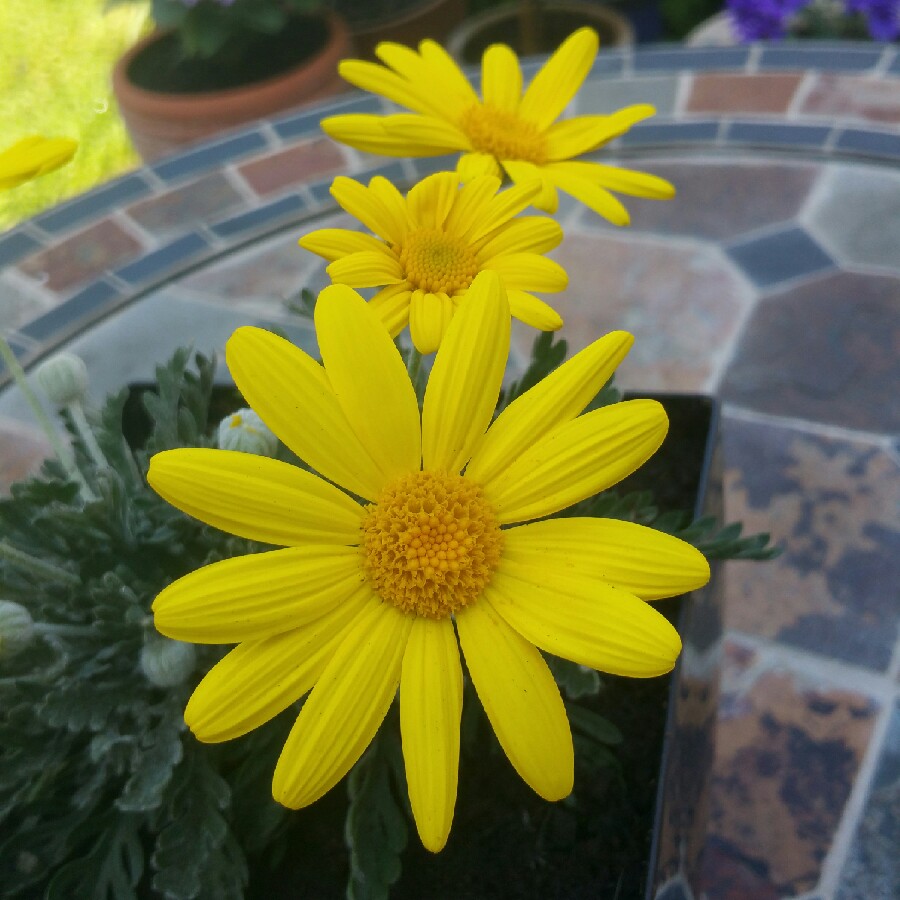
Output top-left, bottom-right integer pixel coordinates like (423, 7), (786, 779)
(238, 140), (345, 196)
(686, 73), (803, 115)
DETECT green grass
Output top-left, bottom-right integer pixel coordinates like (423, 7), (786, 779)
(0, 0), (151, 231)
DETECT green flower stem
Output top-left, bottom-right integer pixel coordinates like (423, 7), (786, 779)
(407, 347), (425, 404)
(0, 336), (95, 500)
(33, 622), (93, 638)
(0, 541), (81, 587)
(67, 399), (108, 470)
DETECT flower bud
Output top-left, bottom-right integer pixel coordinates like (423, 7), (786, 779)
(0, 600), (35, 659)
(140, 638), (196, 688)
(217, 408), (278, 456)
(34, 352), (88, 406)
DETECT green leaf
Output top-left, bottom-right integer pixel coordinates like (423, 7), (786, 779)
(567, 704), (623, 746)
(117, 718), (184, 813)
(547, 656), (601, 700)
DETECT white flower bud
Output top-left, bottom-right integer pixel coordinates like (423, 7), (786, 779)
(0, 600), (35, 659)
(217, 408), (278, 456)
(34, 352), (88, 406)
(140, 638), (196, 688)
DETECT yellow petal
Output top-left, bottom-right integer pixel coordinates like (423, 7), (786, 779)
(543, 106), (654, 161)
(370, 284), (413, 337)
(501, 159), (559, 213)
(152, 546), (362, 644)
(272, 602), (413, 808)
(368, 175), (412, 237)
(148, 449), (364, 546)
(457, 151), (502, 182)
(401, 617), (463, 853)
(375, 40), (428, 77)
(409, 290), (455, 354)
(506, 290), (563, 331)
(422, 270), (509, 474)
(481, 43), (522, 111)
(185, 586), (374, 742)
(467, 330), (633, 487)
(407, 171), (460, 231)
(553, 160), (676, 199)
(0, 135), (77, 190)
(330, 176), (405, 244)
(519, 27), (598, 129)
(327, 249), (405, 288)
(456, 600), (573, 801)
(544, 163), (630, 226)
(481, 253), (567, 292)
(315, 285), (421, 484)
(503, 518), (711, 600)
(226, 326), (385, 500)
(443, 174), (502, 237)
(487, 564), (682, 677)
(467, 180), (541, 243)
(482, 399), (669, 524)
(323, 112), (469, 158)
(476, 216), (562, 258)
(298, 228), (387, 262)
(338, 58), (439, 118)
(419, 40), (481, 116)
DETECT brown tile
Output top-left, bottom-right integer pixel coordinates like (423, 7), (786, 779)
(802, 74), (900, 125)
(722, 418), (899, 671)
(721, 271), (900, 434)
(0, 417), (53, 495)
(542, 232), (751, 392)
(238, 139), (345, 196)
(16, 219), (143, 294)
(702, 671), (879, 897)
(590, 160), (820, 241)
(126, 173), (244, 236)
(686, 73), (803, 115)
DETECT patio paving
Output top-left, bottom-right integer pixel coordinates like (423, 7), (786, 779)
(1, 41), (898, 900)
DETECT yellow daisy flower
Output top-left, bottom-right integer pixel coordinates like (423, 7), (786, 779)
(321, 28), (675, 225)
(299, 171), (567, 354)
(148, 270), (709, 853)
(0, 136), (77, 190)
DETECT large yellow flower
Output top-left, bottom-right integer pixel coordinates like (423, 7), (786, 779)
(299, 171), (566, 354)
(0, 136), (77, 190)
(322, 28), (674, 225)
(148, 271), (709, 853)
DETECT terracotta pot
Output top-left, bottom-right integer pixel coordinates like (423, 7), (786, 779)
(343, 0), (468, 61)
(447, 0), (634, 64)
(112, 12), (352, 163)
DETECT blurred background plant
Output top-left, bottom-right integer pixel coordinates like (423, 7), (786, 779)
(0, 0), (150, 230)
(726, 0), (899, 40)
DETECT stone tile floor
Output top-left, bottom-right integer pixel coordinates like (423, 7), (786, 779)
(1, 42), (898, 900)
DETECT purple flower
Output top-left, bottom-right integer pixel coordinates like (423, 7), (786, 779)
(726, 0), (808, 41)
(845, 0), (900, 40)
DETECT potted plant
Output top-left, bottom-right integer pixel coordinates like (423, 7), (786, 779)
(111, 0), (352, 162)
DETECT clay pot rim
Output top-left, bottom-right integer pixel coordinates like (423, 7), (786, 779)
(112, 11), (350, 120)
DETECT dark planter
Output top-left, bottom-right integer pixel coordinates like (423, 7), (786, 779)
(111, 12), (352, 162)
(124, 387), (722, 899)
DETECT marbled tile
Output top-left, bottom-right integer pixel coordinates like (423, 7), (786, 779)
(125, 173), (244, 236)
(726, 227), (834, 289)
(686, 73), (803, 115)
(15, 219), (142, 294)
(576, 76), (679, 116)
(581, 160), (820, 241)
(544, 232), (751, 392)
(701, 669), (879, 898)
(0, 416), (52, 495)
(0, 273), (53, 332)
(721, 271), (900, 433)
(836, 701), (900, 900)
(721, 417), (899, 671)
(802, 74), (900, 125)
(237, 139), (345, 196)
(808, 165), (900, 273)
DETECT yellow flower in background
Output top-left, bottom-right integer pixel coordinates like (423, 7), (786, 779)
(322, 28), (674, 225)
(0, 136), (77, 190)
(299, 171), (567, 354)
(148, 271), (709, 853)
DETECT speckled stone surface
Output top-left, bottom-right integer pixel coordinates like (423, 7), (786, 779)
(2, 41), (899, 900)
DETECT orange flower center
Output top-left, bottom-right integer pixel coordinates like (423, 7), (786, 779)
(361, 471), (503, 619)
(460, 104), (548, 165)
(396, 229), (479, 295)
